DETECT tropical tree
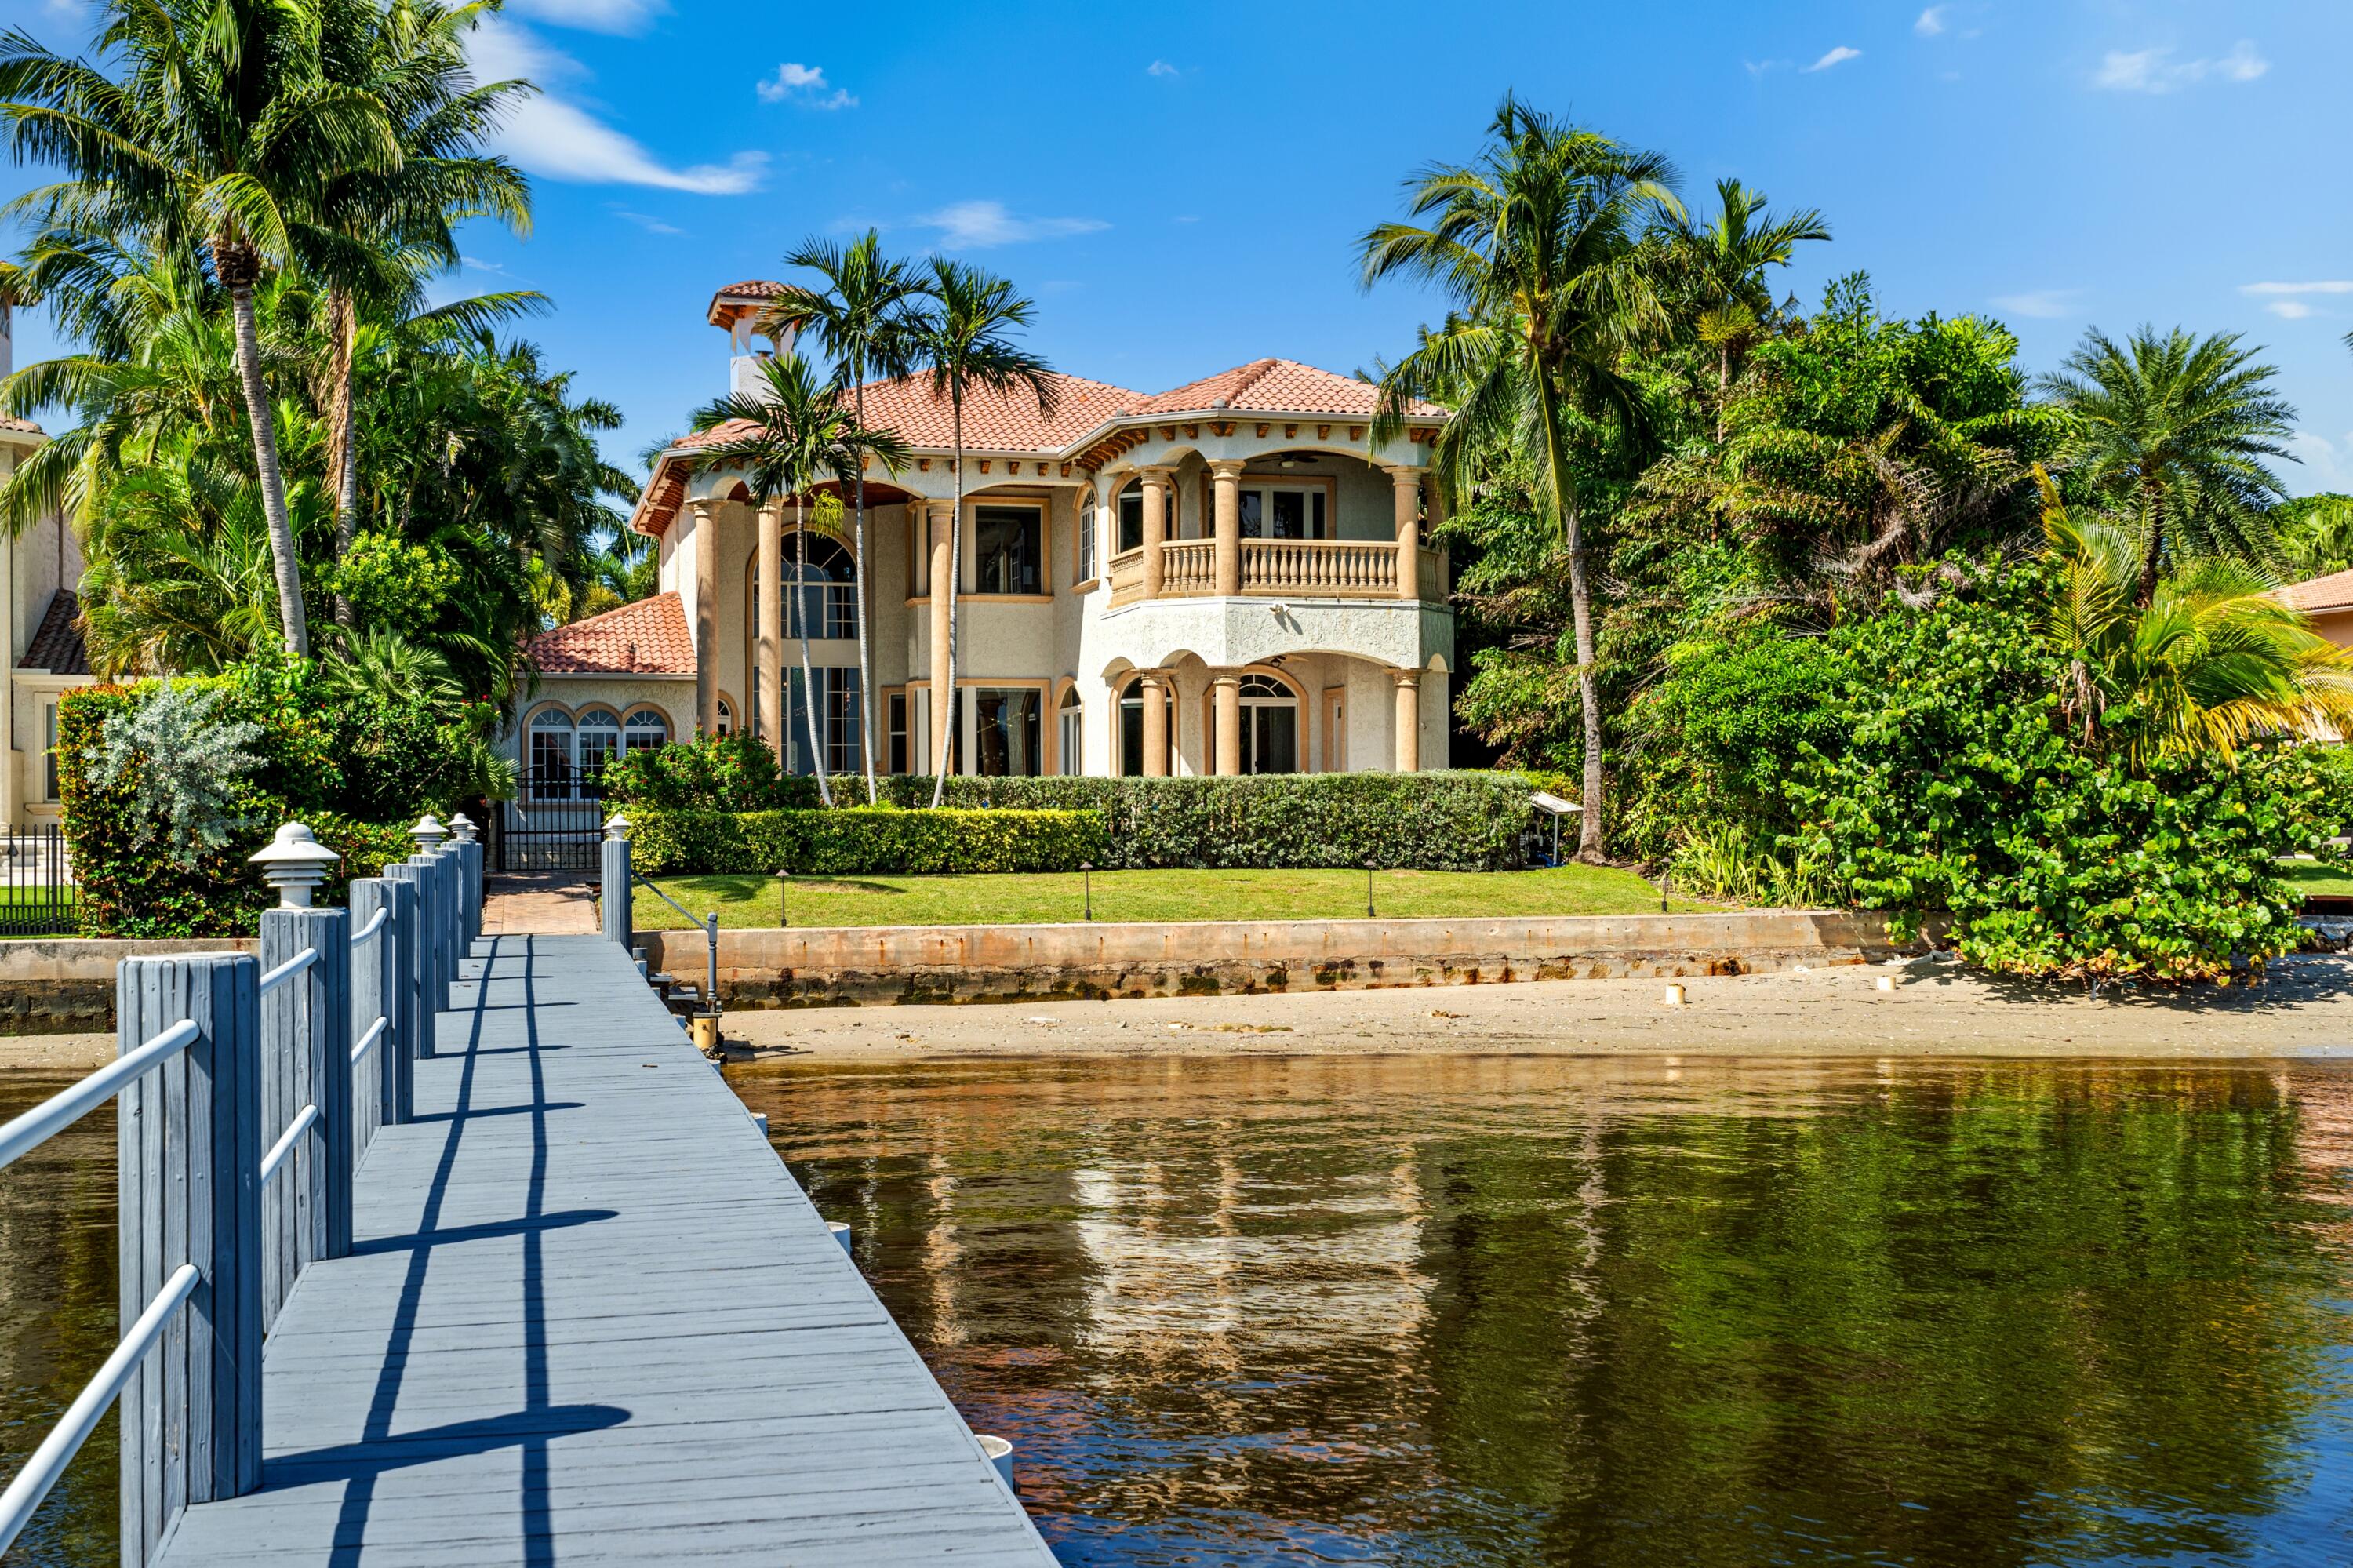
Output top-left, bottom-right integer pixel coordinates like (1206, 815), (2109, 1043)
(0, 0), (404, 653)
(1662, 176), (1829, 432)
(2275, 493), (2353, 579)
(755, 230), (928, 802)
(2038, 473), (2353, 762)
(1362, 94), (1679, 860)
(687, 351), (907, 805)
(904, 260), (1056, 808)
(2039, 326), (2297, 605)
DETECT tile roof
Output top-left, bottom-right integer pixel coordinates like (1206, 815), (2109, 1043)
(0, 414), (43, 439)
(1136, 358), (1446, 420)
(524, 591), (695, 676)
(21, 590), (86, 675)
(707, 279), (791, 327)
(2277, 569), (2353, 614)
(672, 370), (1148, 459)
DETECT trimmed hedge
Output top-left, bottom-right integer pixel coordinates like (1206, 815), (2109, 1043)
(628, 807), (1108, 877)
(624, 771), (1544, 874)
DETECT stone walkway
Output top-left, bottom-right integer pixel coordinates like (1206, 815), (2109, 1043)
(482, 871), (600, 935)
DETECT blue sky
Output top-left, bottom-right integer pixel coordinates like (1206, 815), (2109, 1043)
(4, 0), (2348, 491)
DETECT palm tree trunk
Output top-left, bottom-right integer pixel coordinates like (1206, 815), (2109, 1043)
(227, 275), (309, 657)
(325, 287), (360, 628)
(795, 497), (832, 806)
(1537, 376), (1605, 861)
(2138, 491), (2163, 608)
(852, 377), (878, 803)
(929, 398), (963, 809)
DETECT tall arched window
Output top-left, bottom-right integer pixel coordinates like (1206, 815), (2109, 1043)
(577, 710), (621, 784)
(1239, 674), (1298, 774)
(1078, 493), (1097, 584)
(1116, 675), (1171, 777)
(715, 696), (736, 737)
(785, 534), (857, 638)
(624, 710), (668, 752)
(1058, 686), (1083, 774)
(527, 709), (575, 799)
(1115, 479), (1170, 555)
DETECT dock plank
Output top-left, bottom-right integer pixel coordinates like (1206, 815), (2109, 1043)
(152, 933), (1055, 1566)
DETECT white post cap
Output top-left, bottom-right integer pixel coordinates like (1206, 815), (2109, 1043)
(449, 812), (478, 843)
(249, 821), (343, 908)
(410, 813), (449, 850)
(603, 813), (632, 842)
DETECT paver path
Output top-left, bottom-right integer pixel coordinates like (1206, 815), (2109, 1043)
(151, 932), (1056, 1566)
(482, 871), (600, 936)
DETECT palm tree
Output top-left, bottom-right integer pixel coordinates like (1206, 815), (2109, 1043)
(2039, 326), (2297, 606)
(1362, 95), (1679, 860)
(0, 0), (402, 654)
(755, 231), (927, 802)
(311, 0), (532, 617)
(687, 351), (907, 804)
(2038, 472), (2353, 762)
(1663, 176), (1829, 434)
(904, 260), (1056, 808)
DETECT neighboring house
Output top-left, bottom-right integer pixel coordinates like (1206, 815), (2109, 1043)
(2277, 569), (2353, 649)
(0, 317), (94, 831)
(518, 280), (1454, 791)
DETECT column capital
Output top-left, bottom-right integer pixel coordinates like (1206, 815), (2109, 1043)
(1133, 668), (1171, 690)
(1209, 670), (1242, 689)
(1206, 459), (1249, 481)
(688, 496), (715, 520)
(1391, 668), (1422, 689)
(1383, 464), (1427, 485)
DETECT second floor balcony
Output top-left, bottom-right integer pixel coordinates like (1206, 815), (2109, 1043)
(1107, 536), (1446, 606)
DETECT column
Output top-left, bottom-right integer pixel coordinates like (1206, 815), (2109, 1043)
(756, 499), (783, 750)
(691, 500), (718, 734)
(1210, 460), (1246, 597)
(1388, 467), (1422, 602)
(1392, 669), (1421, 773)
(1140, 467), (1169, 598)
(1140, 671), (1169, 777)
(928, 500), (954, 774)
(1212, 671), (1242, 776)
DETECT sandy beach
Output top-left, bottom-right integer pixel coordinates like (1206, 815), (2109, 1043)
(11, 952), (2349, 1071)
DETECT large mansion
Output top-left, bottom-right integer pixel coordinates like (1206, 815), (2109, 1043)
(518, 281), (1456, 787)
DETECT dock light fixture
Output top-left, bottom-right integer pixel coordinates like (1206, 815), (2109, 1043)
(1081, 863), (1093, 922)
(409, 813), (449, 853)
(776, 869), (790, 929)
(1366, 860), (1377, 919)
(448, 813), (477, 845)
(1660, 873), (1669, 915)
(249, 821), (342, 908)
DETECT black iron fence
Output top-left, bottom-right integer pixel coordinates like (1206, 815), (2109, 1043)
(0, 827), (78, 936)
(494, 769), (607, 872)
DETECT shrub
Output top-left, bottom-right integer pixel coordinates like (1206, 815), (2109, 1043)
(600, 731), (818, 813)
(627, 808), (1107, 876)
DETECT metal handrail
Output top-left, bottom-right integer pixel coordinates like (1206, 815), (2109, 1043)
(260, 1103), (318, 1184)
(0, 1019), (199, 1171)
(257, 947), (318, 997)
(351, 906), (390, 945)
(351, 1014), (389, 1064)
(0, 1261), (200, 1556)
(629, 870), (720, 1018)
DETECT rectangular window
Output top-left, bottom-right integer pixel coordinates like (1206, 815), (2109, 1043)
(1240, 486), (1327, 540)
(973, 505), (1042, 595)
(888, 692), (908, 775)
(785, 668), (862, 777)
(907, 513), (928, 598)
(1058, 697), (1082, 775)
(42, 702), (58, 802)
(973, 688), (1042, 777)
(1238, 490), (1263, 540)
(1078, 499), (1096, 584)
(1118, 489), (1144, 554)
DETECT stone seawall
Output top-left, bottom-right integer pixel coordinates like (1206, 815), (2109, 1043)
(640, 911), (1915, 1010)
(0, 938), (260, 1034)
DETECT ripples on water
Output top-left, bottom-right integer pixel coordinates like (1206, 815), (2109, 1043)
(733, 1056), (2353, 1568)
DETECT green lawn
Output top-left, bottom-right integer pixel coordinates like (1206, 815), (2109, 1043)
(2283, 860), (2353, 900)
(634, 864), (1707, 930)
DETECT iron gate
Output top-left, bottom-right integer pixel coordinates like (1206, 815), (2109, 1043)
(496, 768), (607, 871)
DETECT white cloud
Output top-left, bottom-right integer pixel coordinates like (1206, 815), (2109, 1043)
(460, 255), (512, 275)
(2095, 40), (2268, 93)
(917, 200), (1107, 249)
(469, 16), (767, 195)
(1915, 7), (1947, 37)
(1743, 59), (1787, 78)
(1991, 289), (2082, 319)
(756, 62), (856, 110)
(613, 209), (683, 236)
(2268, 300), (2315, 319)
(505, 0), (667, 34)
(1804, 45), (1861, 72)
(2242, 280), (2353, 296)
(2289, 431), (2353, 490)
(1147, 60), (1180, 78)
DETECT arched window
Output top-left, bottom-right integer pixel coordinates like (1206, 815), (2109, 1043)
(527, 708), (575, 799)
(1116, 675), (1171, 777)
(624, 710), (668, 752)
(1058, 686), (1083, 775)
(715, 696), (736, 737)
(1115, 479), (1171, 555)
(1078, 493), (1097, 584)
(784, 534), (857, 638)
(1238, 674), (1298, 775)
(577, 710), (621, 784)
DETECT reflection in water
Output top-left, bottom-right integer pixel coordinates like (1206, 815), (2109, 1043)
(736, 1056), (2353, 1567)
(0, 1073), (118, 1568)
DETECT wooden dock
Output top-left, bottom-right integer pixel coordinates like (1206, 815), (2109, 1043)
(148, 931), (1056, 1566)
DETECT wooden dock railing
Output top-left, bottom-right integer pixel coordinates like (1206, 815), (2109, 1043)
(0, 811), (483, 1565)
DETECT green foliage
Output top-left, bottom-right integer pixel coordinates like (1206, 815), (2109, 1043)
(1787, 571), (2326, 980)
(601, 731), (820, 813)
(59, 653), (486, 935)
(1665, 822), (1838, 908)
(627, 808), (1107, 877)
(331, 533), (461, 631)
(2275, 493), (2353, 579)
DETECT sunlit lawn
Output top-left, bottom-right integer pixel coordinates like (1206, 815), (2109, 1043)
(2284, 860), (2353, 900)
(635, 864), (1705, 930)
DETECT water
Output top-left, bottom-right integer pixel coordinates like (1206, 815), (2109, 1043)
(731, 1056), (2353, 1567)
(2, 1058), (2349, 1566)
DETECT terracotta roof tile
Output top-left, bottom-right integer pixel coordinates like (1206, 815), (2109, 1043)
(2277, 569), (2353, 614)
(671, 370), (1144, 458)
(525, 591), (695, 675)
(1137, 358), (1445, 420)
(21, 590), (85, 675)
(0, 414), (43, 438)
(707, 279), (791, 327)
